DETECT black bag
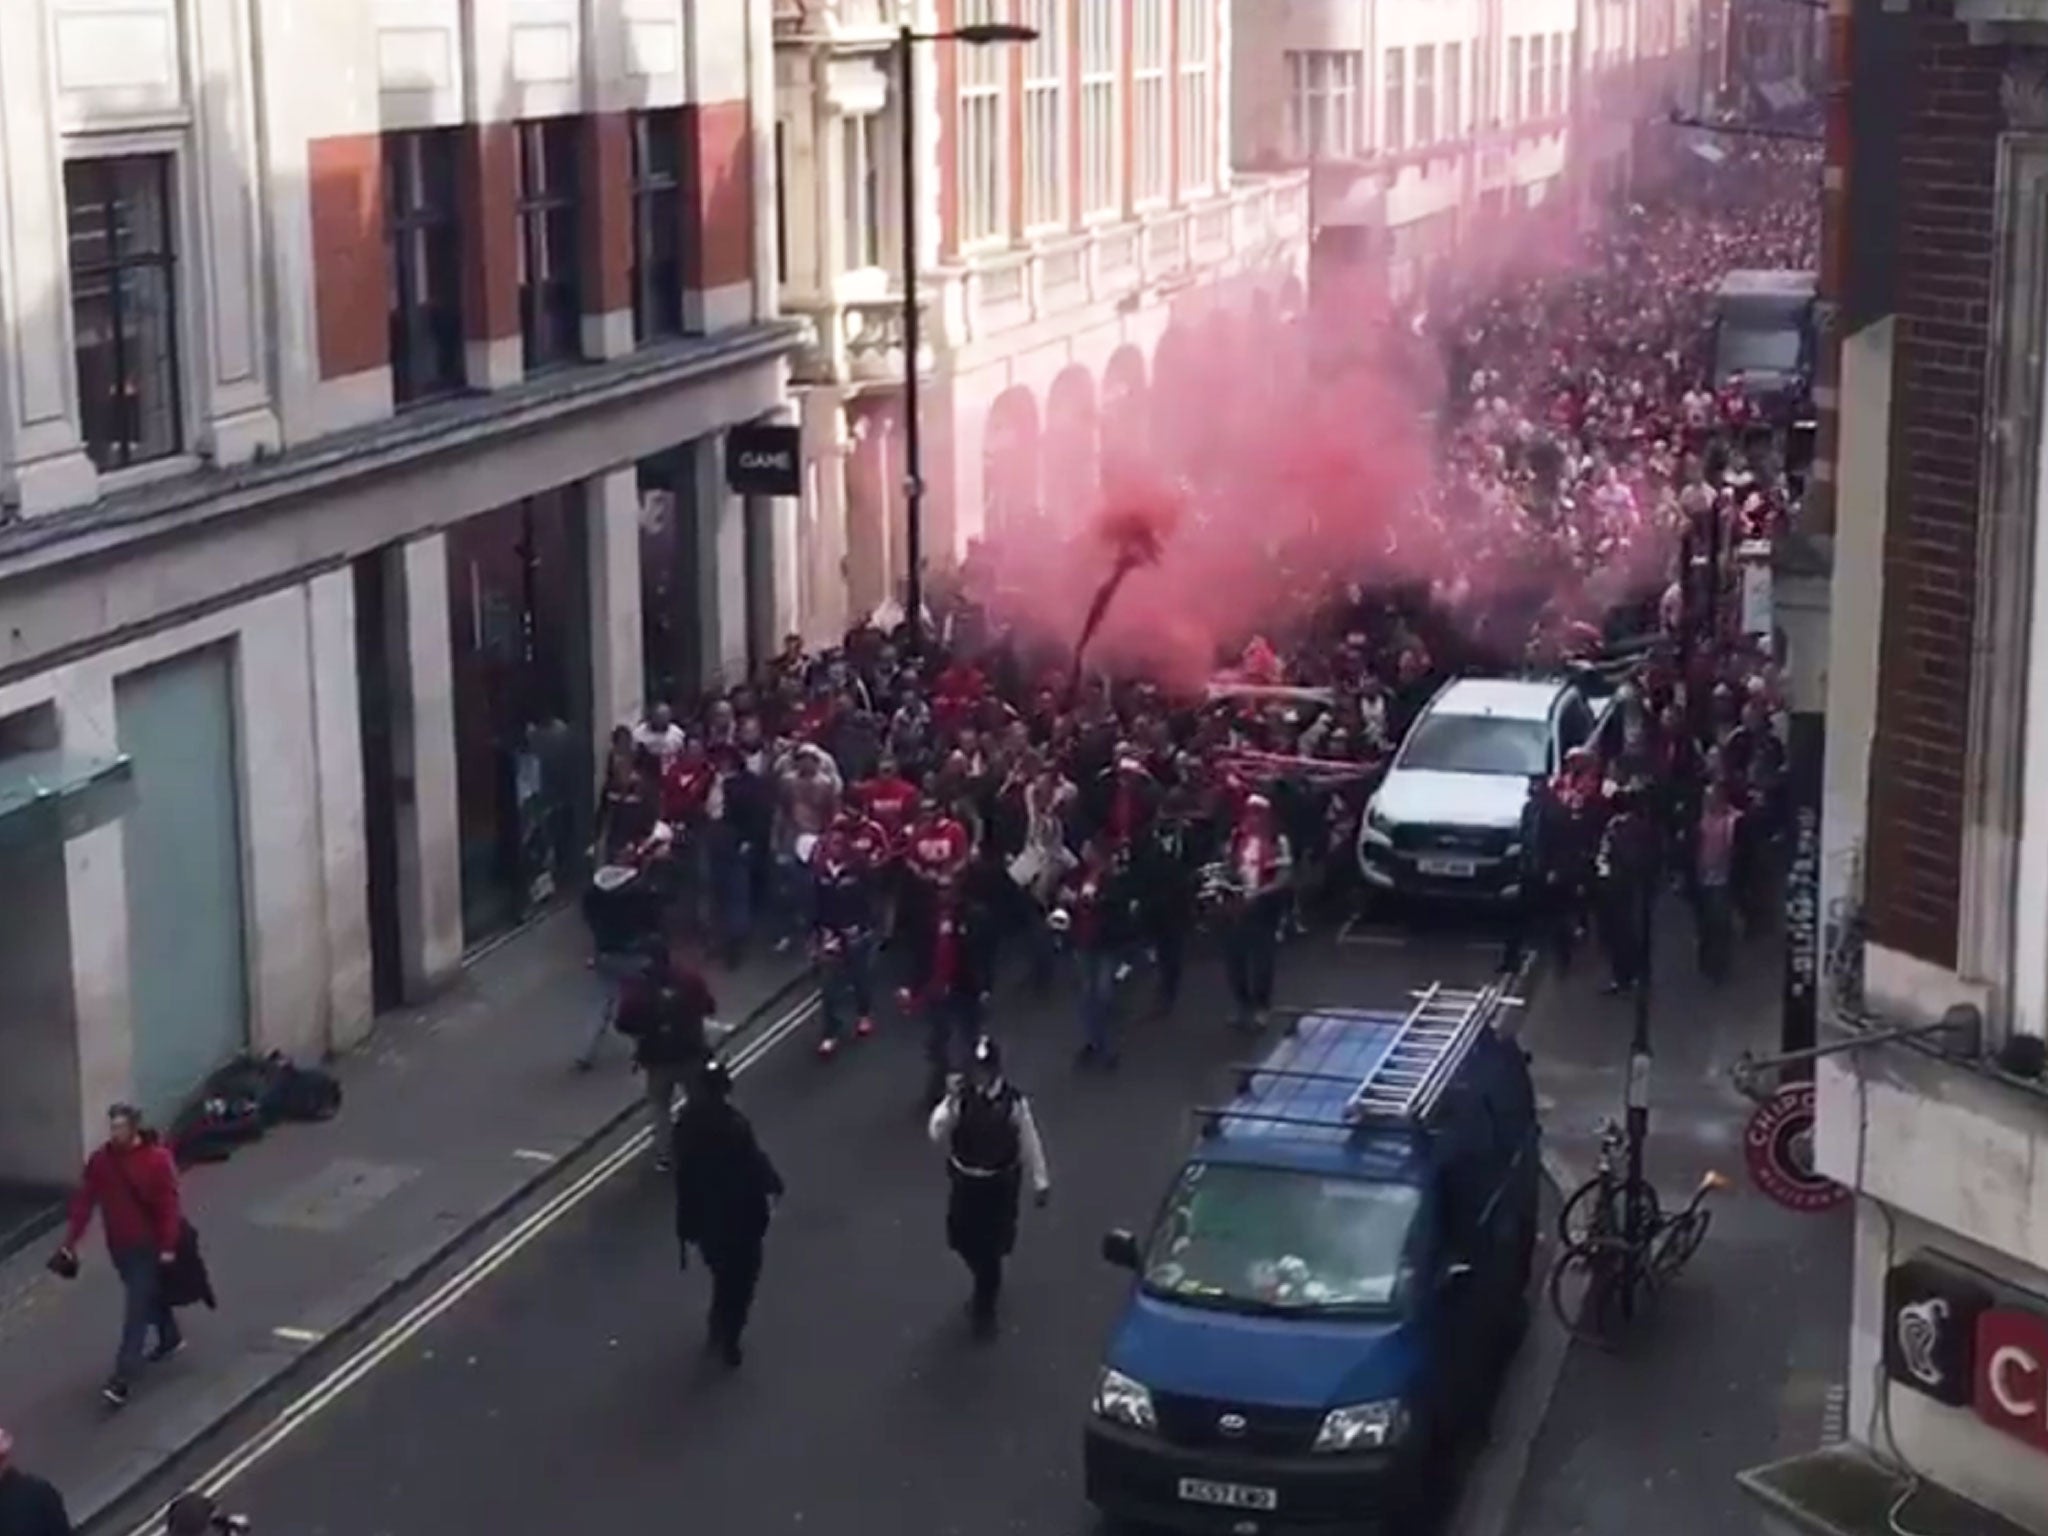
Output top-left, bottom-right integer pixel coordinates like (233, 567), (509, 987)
(171, 1096), (266, 1165)
(158, 1219), (218, 1310)
(262, 1061), (343, 1123)
(111, 1153), (218, 1311)
(950, 1088), (1021, 1174)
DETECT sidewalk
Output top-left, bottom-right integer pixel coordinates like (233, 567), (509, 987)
(1511, 897), (1853, 1536)
(0, 913), (811, 1529)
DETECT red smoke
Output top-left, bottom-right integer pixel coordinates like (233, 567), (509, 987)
(965, 274), (1446, 689)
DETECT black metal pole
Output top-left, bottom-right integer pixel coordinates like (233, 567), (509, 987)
(1621, 804), (1656, 1316)
(898, 24), (925, 656)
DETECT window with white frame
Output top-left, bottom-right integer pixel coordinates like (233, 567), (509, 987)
(1176, 0), (1215, 194)
(1444, 41), (1463, 139)
(842, 111), (884, 271)
(1285, 51), (1361, 160)
(1551, 34), (1568, 114)
(1383, 47), (1406, 153)
(1527, 33), (1546, 118)
(1507, 37), (1523, 123)
(956, 0), (1006, 244)
(1021, 0), (1065, 229)
(1414, 44), (1436, 145)
(1080, 1), (1118, 215)
(1133, 0), (1168, 202)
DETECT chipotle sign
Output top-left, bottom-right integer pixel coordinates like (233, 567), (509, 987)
(1884, 1255), (2048, 1455)
(1977, 1308), (2048, 1454)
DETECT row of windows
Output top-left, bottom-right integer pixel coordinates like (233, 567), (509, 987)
(957, 0), (1214, 248)
(1285, 34), (1574, 162)
(65, 112), (699, 475)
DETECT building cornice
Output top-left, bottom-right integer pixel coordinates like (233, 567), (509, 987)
(0, 322), (807, 586)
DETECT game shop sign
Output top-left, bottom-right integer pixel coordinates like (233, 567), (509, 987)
(1885, 1253), (2048, 1455)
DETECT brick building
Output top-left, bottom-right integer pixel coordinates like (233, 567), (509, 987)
(773, 0), (1310, 633)
(1744, 4), (2048, 1532)
(0, 0), (799, 1195)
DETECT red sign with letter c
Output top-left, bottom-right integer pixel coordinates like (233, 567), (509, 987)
(1976, 1308), (2048, 1454)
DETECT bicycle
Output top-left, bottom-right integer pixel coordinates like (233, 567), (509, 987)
(1555, 1119), (1661, 1247)
(1547, 1166), (1729, 1347)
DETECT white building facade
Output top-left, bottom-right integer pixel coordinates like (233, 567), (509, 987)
(0, 0), (801, 1194)
(773, 0), (1311, 632)
(1229, 0), (1707, 300)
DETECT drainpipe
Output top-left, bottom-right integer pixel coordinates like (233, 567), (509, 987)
(1806, 0), (1849, 542)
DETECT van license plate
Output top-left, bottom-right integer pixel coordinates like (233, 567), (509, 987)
(1178, 1479), (1279, 1511)
(1417, 857), (1477, 878)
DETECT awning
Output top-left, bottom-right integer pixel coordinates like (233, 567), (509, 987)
(0, 751), (135, 852)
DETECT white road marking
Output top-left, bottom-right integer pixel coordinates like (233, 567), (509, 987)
(1340, 927), (1410, 947)
(511, 1149), (556, 1163)
(126, 991), (821, 1536)
(269, 1328), (322, 1345)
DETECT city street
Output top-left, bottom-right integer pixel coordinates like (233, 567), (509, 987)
(106, 926), (1521, 1536)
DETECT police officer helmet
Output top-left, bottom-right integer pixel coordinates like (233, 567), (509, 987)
(696, 1058), (734, 1099)
(970, 1037), (1003, 1076)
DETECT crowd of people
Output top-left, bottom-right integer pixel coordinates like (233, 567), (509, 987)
(573, 140), (1818, 1345)
(592, 144), (1814, 1032)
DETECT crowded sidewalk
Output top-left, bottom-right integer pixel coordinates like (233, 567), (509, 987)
(0, 914), (811, 1530)
(1513, 896), (1852, 1536)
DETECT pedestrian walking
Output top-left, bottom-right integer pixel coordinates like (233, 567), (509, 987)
(50, 1104), (189, 1408)
(614, 940), (717, 1174)
(928, 1038), (1050, 1340)
(0, 1428), (73, 1536)
(673, 1060), (785, 1368)
(1693, 780), (1740, 982)
(1220, 795), (1292, 1032)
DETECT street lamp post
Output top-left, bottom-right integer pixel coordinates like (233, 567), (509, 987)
(895, 19), (1036, 655)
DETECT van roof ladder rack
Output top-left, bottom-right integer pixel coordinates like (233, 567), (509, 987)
(1204, 981), (1521, 1139)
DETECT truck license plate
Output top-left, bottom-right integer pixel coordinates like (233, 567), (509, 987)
(1417, 857), (1477, 878)
(1178, 1478), (1279, 1511)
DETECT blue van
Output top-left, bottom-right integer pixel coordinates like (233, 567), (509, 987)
(1084, 981), (1540, 1534)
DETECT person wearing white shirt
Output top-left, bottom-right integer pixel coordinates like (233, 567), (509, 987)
(633, 703), (686, 763)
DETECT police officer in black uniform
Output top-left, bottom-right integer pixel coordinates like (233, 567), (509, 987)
(673, 1060), (785, 1367)
(926, 1039), (1051, 1338)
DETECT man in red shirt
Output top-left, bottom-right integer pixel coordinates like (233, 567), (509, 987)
(53, 1104), (185, 1407)
(856, 755), (921, 853)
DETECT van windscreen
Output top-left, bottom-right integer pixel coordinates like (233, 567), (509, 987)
(1718, 320), (1801, 375)
(1142, 1164), (1422, 1315)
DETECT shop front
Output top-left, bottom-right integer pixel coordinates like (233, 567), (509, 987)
(446, 487), (594, 949)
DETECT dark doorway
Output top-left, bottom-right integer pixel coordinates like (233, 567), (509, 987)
(353, 553), (405, 1011)
(639, 449), (703, 708)
(446, 487), (594, 948)
(744, 494), (775, 677)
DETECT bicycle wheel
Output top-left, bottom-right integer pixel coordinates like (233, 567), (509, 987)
(1649, 1206), (1712, 1283)
(1557, 1175), (1662, 1247)
(1547, 1237), (1638, 1347)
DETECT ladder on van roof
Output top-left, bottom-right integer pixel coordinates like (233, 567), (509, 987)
(1199, 979), (1522, 1141)
(1346, 982), (1500, 1125)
